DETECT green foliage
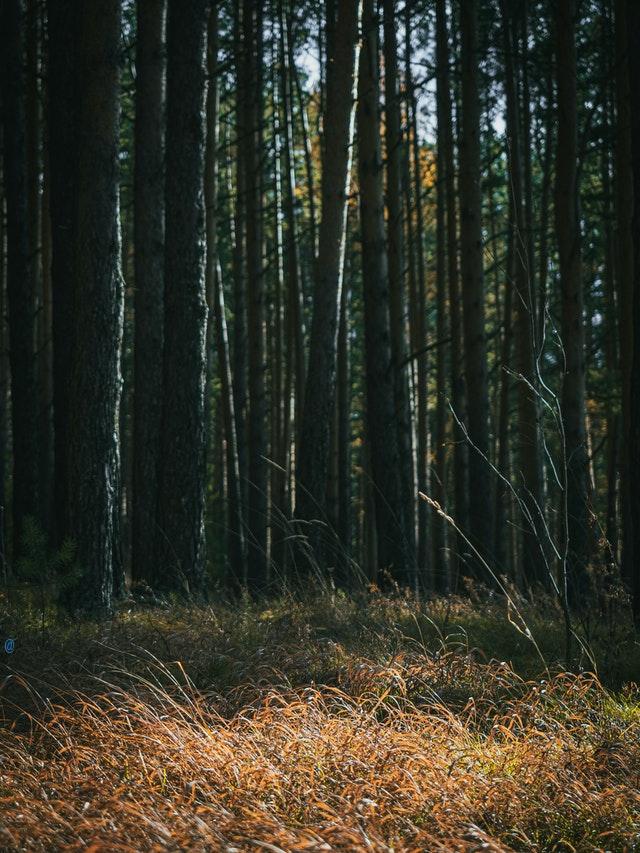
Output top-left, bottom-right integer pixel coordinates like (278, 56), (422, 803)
(15, 516), (80, 604)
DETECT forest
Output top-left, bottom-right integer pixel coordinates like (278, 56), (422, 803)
(2, 0), (640, 849)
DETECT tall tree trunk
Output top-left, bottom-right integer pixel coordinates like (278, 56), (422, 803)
(383, 0), (416, 579)
(132, 0), (166, 585)
(458, 0), (493, 571)
(295, 0), (361, 556)
(206, 3), (246, 587)
(405, 5), (429, 584)
(47, 0), (79, 548)
(232, 0), (248, 513)
(1, 0), (40, 556)
(616, 0), (634, 595)
(627, 0), (640, 625)
(65, 0), (123, 610)
(555, 0), (590, 605)
(336, 273), (351, 583)
(358, 0), (409, 584)
(243, 0), (268, 589)
(0, 189), (7, 574)
(278, 0), (306, 463)
(501, 0), (546, 587)
(434, 0), (452, 593)
(156, 0), (208, 595)
(436, 0), (468, 587)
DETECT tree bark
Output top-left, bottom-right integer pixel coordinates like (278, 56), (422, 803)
(1, 0), (40, 555)
(436, 0), (468, 588)
(501, 0), (546, 587)
(206, 3), (246, 587)
(156, 0), (208, 595)
(132, 0), (166, 585)
(383, 0), (416, 580)
(46, 0), (80, 548)
(295, 0), (361, 555)
(616, 0), (634, 594)
(458, 0), (493, 571)
(65, 0), (123, 610)
(243, 0), (268, 589)
(555, 0), (590, 605)
(358, 0), (410, 584)
(626, 0), (640, 624)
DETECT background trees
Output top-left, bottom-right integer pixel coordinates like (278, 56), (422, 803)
(0, 0), (638, 618)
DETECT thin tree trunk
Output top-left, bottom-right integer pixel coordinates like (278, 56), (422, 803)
(501, 0), (546, 587)
(0, 188), (7, 573)
(383, 0), (416, 580)
(156, 0), (208, 595)
(555, 0), (590, 605)
(295, 0), (361, 556)
(47, 0), (79, 548)
(358, 0), (409, 584)
(206, 2), (246, 587)
(458, 0), (493, 572)
(626, 0), (640, 624)
(279, 0), (306, 460)
(616, 0), (634, 593)
(436, 0), (468, 587)
(1, 0), (40, 556)
(405, 5), (428, 584)
(243, 0), (268, 589)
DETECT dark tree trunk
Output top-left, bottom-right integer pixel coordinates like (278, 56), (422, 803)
(404, 5), (428, 584)
(436, 0), (468, 588)
(627, 0), (640, 624)
(65, 0), (123, 610)
(358, 0), (410, 584)
(555, 0), (590, 606)
(295, 0), (360, 553)
(383, 0), (416, 579)
(206, 3), (246, 587)
(501, 0), (546, 587)
(132, 0), (166, 585)
(156, 0), (208, 595)
(458, 0), (493, 572)
(617, 0), (634, 594)
(232, 0), (248, 513)
(1, 0), (40, 555)
(47, 0), (80, 548)
(243, 0), (268, 589)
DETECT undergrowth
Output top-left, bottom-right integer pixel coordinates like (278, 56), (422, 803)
(0, 589), (639, 851)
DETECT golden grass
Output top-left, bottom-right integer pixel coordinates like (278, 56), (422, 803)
(1, 592), (639, 851)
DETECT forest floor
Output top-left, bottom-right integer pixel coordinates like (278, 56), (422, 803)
(0, 587), (639, 851)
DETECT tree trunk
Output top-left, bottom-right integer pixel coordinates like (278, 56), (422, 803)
(405, 5), (428, 584)
(501, 0), (546, 587)
(458, 0), (493, 572)
(295, 0), (361, 554)
(555, 0), (590, 605)
(232, 0), (248, 514)
(156, 0), (208, 595)
(206, 2), (246, 587)
(65, 0), (123, 610)
(132, 0), (166, 585)
(383, 0), (416, 579)
(626, 0), (640, 624)
(46, 0), (80, 548)
(1, 0), (40, 556)
(243, 0), (268, 589)
(616, 0), (634, 594)
(436, 0), (468, 588)
(357, 0), (410, 584)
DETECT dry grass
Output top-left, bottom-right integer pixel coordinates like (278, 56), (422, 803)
(1, 590), (639, 851)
